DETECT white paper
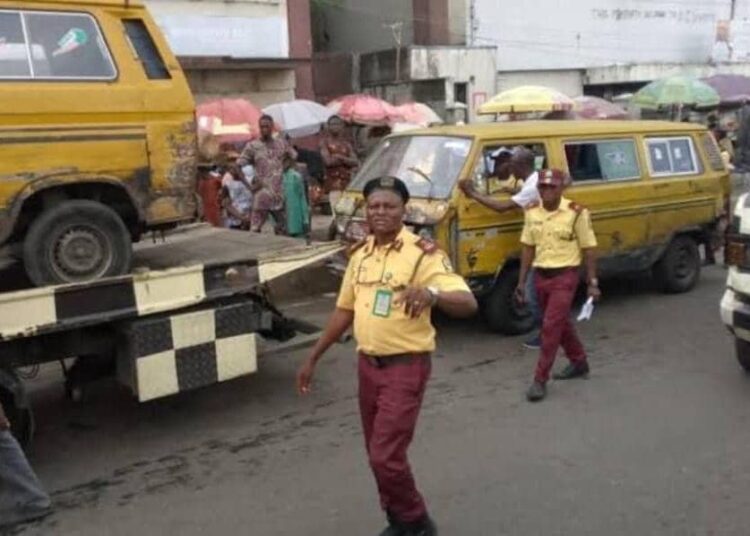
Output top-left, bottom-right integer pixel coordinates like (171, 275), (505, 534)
(577, 297), (595, 322)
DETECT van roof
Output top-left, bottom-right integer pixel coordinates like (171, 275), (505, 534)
(404, 120), (706, 139)
(4, 0), (144, 8)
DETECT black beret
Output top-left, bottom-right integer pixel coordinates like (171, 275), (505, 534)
(363, 176), (410, 203)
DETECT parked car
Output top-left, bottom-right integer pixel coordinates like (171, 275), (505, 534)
(335, 120), (731, 334)
(721, 193), (750, 371)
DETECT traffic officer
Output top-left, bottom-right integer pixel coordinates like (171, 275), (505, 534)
(515, 169), (601, 402)
(0, 402), (52, 528)
(296, 176), (477, 536)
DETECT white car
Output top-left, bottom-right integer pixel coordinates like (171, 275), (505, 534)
(721, 192), (750, 371)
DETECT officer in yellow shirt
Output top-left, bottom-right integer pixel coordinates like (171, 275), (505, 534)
(296, 176), (477, 536)
(515, 169), (601, 403)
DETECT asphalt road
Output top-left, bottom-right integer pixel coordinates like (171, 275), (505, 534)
(7, 264), (750, 536)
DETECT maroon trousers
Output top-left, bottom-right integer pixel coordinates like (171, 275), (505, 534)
(358, 354), (431, 523)
(534, 269), (587, 384)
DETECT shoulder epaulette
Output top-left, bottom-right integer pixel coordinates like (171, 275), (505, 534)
(415, 237), (438, 254)
(569, 201), (585, 213)
(347, 239), (367, 257)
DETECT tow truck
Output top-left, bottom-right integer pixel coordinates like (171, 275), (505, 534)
(0, 224), (341, 445)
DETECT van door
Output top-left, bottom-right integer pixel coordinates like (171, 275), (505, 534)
(641, 134), (721, 247)
(560, 136), (650, 272)
(456, 140), (549, 282)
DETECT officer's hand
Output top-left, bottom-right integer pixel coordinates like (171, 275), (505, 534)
(396, 286), (432, 318)
(588, 284), (602, 302)
(514, 285), (526, 305)
(296, 359), (316, 396)
(458, 179), (476, 196)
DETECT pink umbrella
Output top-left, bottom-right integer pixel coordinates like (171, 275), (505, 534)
(327, 94), (403, 126)
(196, 98), (264, 143)
(545, 96), (628, 120)
(393, 102), (443, 127)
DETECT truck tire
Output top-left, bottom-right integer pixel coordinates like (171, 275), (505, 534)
(653, 235), (701, 294)
(736, 338), (750, 373)
(23, 200), (132, 286)
(482, 267), (535, 335)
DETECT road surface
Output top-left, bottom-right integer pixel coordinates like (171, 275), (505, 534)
(8, 265), (750, 536)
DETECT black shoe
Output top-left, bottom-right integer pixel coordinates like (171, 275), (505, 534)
(379, 511), (405, 536)
(523, 334), (541, 350)
(553, 362), (590, 380)
(526, 381), (546, 402)
(402, 515), (437, 536)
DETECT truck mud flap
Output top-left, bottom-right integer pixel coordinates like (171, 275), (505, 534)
(117, 300), (271, 402)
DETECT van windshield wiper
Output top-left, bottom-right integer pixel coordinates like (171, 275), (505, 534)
(407, 166), (434, 197)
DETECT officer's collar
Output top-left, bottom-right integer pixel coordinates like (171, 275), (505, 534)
(365, 226), (408, 254)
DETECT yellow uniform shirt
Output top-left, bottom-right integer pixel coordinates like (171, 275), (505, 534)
(336, 227), (471, 356)
(520, 197), (598, 268)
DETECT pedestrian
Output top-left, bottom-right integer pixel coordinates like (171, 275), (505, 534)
(0, 402), (52, 528)
(220, 163), (253, 230)
(237, 115), (297, 234)
(282, 155), (310, 238)
(296, 176), (477, 536)
(321, 115), (359, 214)
(515, 169), (600, 403)
(459, 146), (543, 348)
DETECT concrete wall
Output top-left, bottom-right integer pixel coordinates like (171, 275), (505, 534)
(471, 0), (733, 71)
(497, 70), (584, 97)
(186, 68), (296, 107)
(147, 0), (290, 58)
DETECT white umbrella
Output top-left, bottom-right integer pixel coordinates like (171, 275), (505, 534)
(263, 99), (335, 138)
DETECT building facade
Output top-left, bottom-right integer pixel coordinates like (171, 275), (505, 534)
(146, 0), (313, 106)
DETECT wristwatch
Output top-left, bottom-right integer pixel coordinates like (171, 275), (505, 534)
(426, 286), (440, 306)
(588, 278), (599, 287)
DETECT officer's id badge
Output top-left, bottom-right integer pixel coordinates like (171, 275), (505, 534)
(372, 289), (393, 318)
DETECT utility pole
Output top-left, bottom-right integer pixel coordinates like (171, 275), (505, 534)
(384, 22), (404, 82)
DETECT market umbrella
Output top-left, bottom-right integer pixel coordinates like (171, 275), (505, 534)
(632, 76), (720, 109)
(702, 74), (750, 106)
(545, 96), (629, 120)
(478, 85), (575, 115)
(263, 99), (335, 138)
(327, 94), (403, 126)
(393, 102), (443, 127)
(196, 98), (263, 143)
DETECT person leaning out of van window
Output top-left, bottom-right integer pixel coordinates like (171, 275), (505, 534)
(488, 147), (524, 195)
(515, 169), (600, 403)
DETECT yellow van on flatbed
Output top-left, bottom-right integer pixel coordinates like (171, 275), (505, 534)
(334, 120), (731, 334)
(0, 0), (196, 285)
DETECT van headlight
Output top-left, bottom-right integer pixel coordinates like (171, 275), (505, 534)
(335, 196), (357, 216)
(416, 226), (434, 240)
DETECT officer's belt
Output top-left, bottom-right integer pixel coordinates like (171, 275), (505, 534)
(360, 352), (430, 368)
(536, 266), (578, 278)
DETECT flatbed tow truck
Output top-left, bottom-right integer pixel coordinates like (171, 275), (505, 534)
(0, 224), (342, 445)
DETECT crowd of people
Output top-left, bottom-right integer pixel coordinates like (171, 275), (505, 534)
(215, 114), (362, 239)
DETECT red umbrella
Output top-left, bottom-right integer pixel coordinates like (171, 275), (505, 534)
(196, 98), (263, 143)
(393, 102), (443, 127)
(702, 74), (750, 106)
(327, 94), (403, 126)
(545, 96), (628, 120)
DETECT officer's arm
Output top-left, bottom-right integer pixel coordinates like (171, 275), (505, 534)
(434, 290), (477, 318)
(518, 244), (535, 290)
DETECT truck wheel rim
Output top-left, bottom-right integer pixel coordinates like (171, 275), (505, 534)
(51, 226), (113, 281)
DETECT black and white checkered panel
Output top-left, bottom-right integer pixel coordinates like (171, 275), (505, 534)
(119, 301), (269, 402)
